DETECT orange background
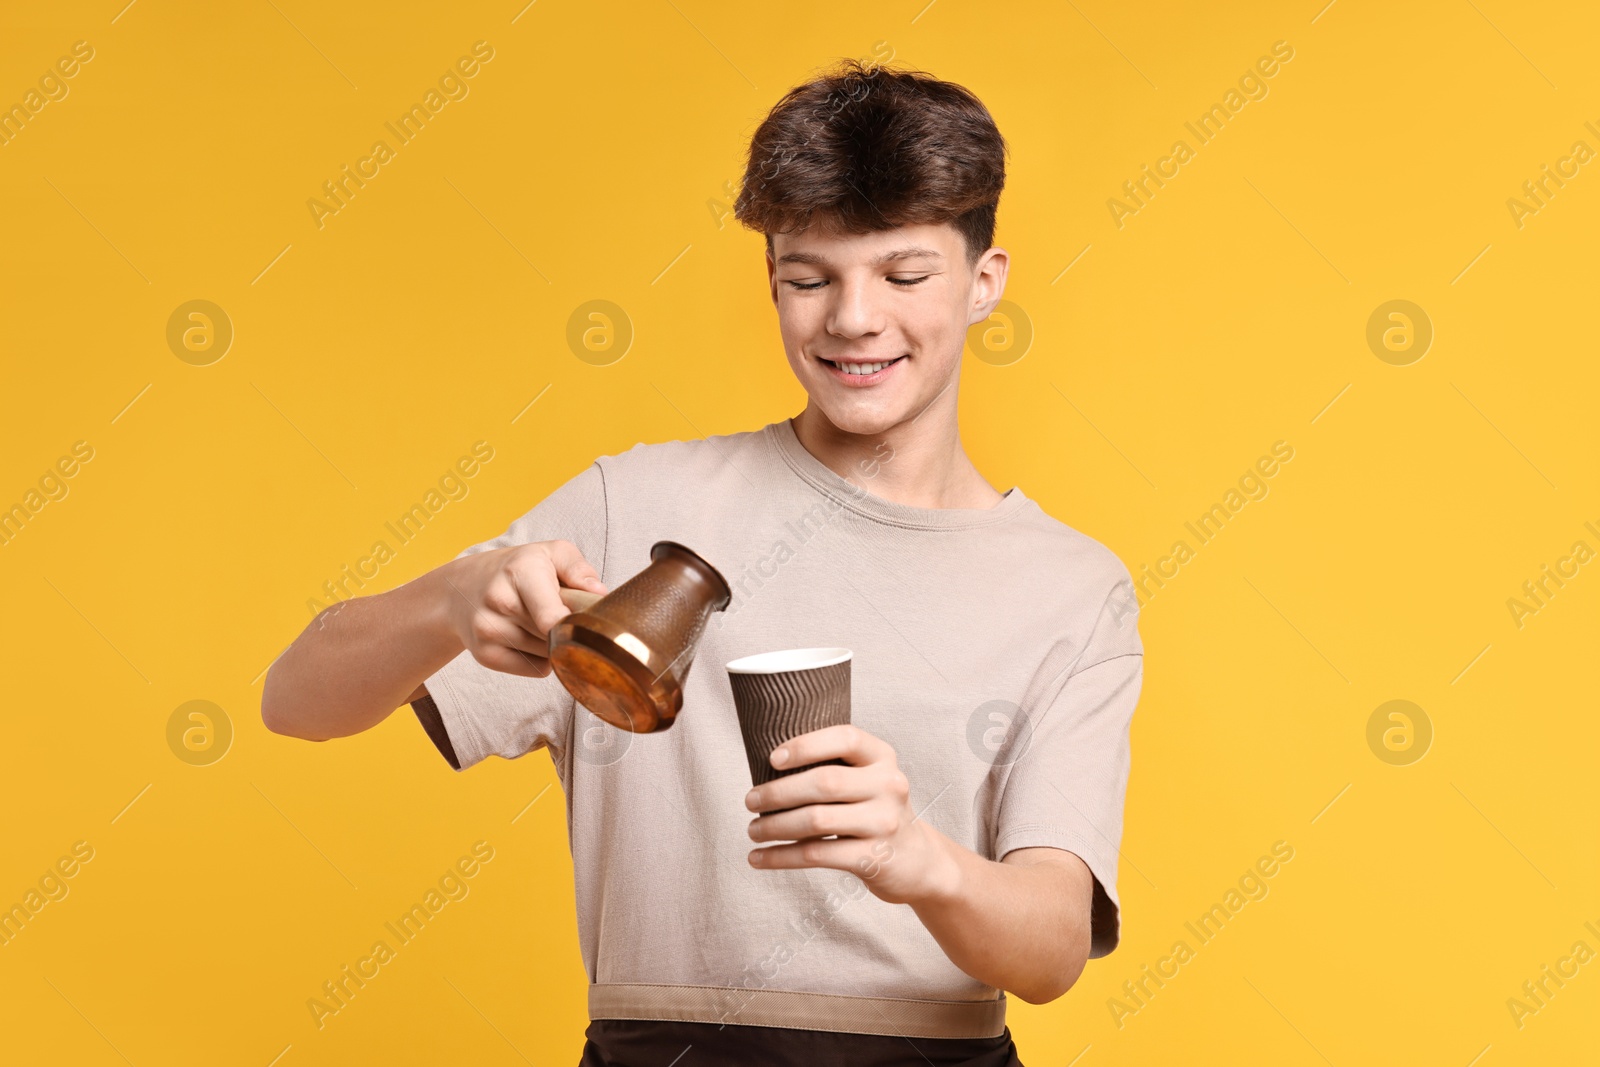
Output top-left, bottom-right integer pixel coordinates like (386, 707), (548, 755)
(2, 1), (1596, 1063)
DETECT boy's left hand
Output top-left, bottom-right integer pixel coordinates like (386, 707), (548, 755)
(743, 723), (959, 906)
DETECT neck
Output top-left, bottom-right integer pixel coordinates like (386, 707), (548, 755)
(790, 390), (1004, 510)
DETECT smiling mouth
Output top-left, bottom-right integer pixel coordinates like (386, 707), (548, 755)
(819, 355), (908, 375)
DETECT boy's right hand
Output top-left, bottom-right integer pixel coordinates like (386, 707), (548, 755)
(438, 540), (608, 678)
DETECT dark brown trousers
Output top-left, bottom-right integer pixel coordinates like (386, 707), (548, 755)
(579, 1018), (1025, 1066)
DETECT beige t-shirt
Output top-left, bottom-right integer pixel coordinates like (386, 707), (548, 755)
(418, 417), (1143, 1005)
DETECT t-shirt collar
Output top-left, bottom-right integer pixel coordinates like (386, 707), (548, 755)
(766, 416), (1031, 531)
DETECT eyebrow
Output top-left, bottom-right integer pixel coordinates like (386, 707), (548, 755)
(775, 245), (944, 267)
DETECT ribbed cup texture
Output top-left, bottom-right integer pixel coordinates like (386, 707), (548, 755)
(728, 661), (851, 788)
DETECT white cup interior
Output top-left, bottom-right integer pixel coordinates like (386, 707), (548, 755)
(726, 647), (852, 674)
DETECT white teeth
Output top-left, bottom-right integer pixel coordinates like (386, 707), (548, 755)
(839, 360), (890, 375)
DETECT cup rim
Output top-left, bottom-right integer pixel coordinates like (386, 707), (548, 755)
(726, 647), (852, 674)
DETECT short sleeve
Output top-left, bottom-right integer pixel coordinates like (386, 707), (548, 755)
(413, 462), (609, 771)
(993, 575), (1143, 957)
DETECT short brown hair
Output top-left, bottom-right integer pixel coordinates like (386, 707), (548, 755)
(733, 59), (1007, 268)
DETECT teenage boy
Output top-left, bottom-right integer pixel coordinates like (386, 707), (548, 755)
(264, 59), (1143, 1067)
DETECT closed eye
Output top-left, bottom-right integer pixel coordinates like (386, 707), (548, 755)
(783, 275), (930, 291)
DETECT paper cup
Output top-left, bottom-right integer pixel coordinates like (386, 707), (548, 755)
(726, 647), (852, 789)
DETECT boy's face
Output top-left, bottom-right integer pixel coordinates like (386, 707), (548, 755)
(766, 220), (1007, 437)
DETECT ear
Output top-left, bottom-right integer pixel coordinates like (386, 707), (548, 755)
(765, 246), (779, 307)
(967, 246), (1010, 327)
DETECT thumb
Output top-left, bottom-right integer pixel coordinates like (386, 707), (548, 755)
(560, 559), (608, 595)
(570, 563), (606, 594)
(547, 540), (608, 595)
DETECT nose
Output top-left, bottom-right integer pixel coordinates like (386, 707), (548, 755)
(824, 274), (885, 340)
